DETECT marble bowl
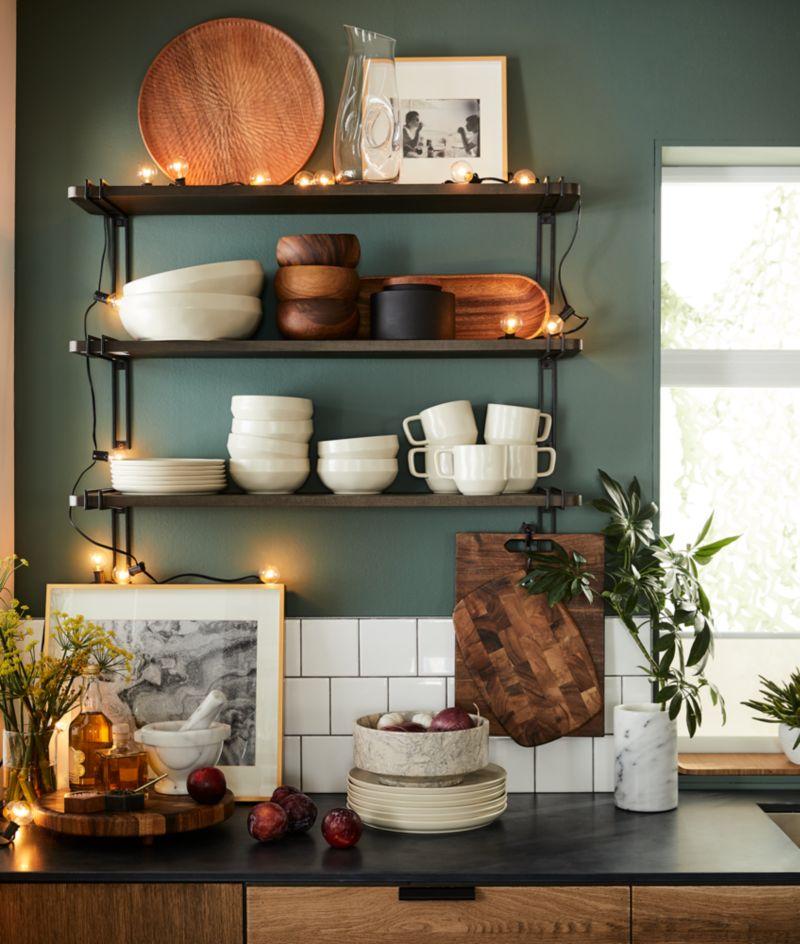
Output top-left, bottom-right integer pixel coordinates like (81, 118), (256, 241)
(353, 711), (489, 787)
(134, 721), (231, 795)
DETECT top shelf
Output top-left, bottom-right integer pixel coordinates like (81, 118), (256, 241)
(68, 182), (581, 218)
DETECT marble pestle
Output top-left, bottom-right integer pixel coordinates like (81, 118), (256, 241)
(179, 690), (227, 732)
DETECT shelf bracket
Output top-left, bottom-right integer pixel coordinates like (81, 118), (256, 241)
(73, 489), (134, 576)
(83, 178), (132, 296)
(535, 211), (557, 303)
(77, 335), (132, 450)
(536, 333), (566, 531)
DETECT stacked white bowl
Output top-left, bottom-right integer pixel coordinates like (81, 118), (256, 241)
(227, 396), (313, 494)
(110, 458), (227, 494)
(117, 260), (265, 341)
(317, 435), (399, 495)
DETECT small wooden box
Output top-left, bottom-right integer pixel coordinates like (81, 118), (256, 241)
(63, 791), (105, 814)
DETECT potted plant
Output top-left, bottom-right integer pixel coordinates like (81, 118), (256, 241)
(742, 671), (800, 764)
(0, 555), (131, 815)
(521, 470), (736, 812)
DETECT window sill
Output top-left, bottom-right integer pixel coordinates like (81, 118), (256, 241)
(678, 753), (800, 776)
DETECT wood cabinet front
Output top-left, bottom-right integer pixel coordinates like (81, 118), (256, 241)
(633, 886), (800, 944)
(247, 885), (630, 943)
(0, 882), (242, 944)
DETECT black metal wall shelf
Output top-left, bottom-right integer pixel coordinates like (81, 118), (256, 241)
(69, 336), (582, 360)
(68, 181), (581, 217)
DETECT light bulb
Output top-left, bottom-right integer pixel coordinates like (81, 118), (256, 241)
(313, 169), (335, 187)
(104, 294), (119, 309)
(259, 565), (281, 584)
(545, 315), (564, 336)
(166, 159), (189, 183)
(511, 168), (537, 186)
(137, 165), (156, 185)
(4, 800), (33, 827)
(293, 170), (315, 188)
(500, 314), (522, 337)
(91, 553), (103, 571)
(450, 160), (474, 184)
(113, 567), (131, 585)
(249, 171), (272, 186)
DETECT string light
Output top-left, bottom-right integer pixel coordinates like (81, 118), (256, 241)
(249, 172), (272, 186)
(91, 552), (106, 584)
(500, 314), (522, 338)
(4, 800), (33, 827)
(450, 160), (475, 184)
(259, 565), (281, 585)
(545, 315), (565, 336)
(313, 169), (336, 187)
(293, 170), (315, 188)
(137, 165), (157, 185)
(113, 567), (131, 585)
(511, 168), (537, 186)
(166, 159), (189, 185)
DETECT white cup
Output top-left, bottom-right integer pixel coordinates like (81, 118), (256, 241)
(484, 404), (552, 445)
(434, 444), (508, 496)
(503, 444), (557, 494)
(407, 445), (459, 494)
(402, 400), (478, 447)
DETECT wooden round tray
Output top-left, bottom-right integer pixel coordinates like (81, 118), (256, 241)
(32, 790), (235, 840)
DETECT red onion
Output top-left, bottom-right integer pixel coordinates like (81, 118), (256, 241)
(429, 706), (475, 731)
(382, 722), (427, 732)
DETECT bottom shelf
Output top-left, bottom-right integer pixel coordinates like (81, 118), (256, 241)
(76, 489), (583, 510)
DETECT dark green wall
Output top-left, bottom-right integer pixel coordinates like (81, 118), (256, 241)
(15, 0), (800, 616)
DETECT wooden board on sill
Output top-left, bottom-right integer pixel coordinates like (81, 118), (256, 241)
(678, 753), (800, 776)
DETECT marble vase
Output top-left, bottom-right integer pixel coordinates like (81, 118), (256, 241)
(779, 724), (800, 765)
(614, 703), (677, 813)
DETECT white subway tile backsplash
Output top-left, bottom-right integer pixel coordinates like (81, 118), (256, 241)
(283, 736), (301, 787)
(302, 619), (359, 676)
(605, 618), (651, 675)
(331, 677), (388, 734)
(604, 676), (621, 734)
(535, 737), (593, 792)
(302, 736), (354, 792)
(593, 736), (615, 792)
(360, 619), (417, 676)
(489, 737), (535, 792)
(447, 676), (456, 705)
(284, 678), (329, 735)
(622, 675), (654, 705)
(418, 619), (455, 676)
(284, 619), (301, 677)
(389, 677), (447, 713)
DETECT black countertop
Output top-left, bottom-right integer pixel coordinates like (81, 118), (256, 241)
(3, 792), (800, 885)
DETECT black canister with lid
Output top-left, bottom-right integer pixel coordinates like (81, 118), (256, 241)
(370, 283), (456, 340)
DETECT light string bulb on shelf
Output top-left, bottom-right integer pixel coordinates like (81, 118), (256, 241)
(166, 159), (189, 185)
(91, 552), (106, 584)
(450, 160), (475, 184)
(545, 314), (565, 336)
(137, 165), (157, 185)
(293, 170), (315, 188)
(113, 566), (131, 585)
(312, 169), (336, 187)
(511, 168), (537, 186)
(499, 314), (522, 338)
(249, 171), (272, 186)
(4, 799), (33, 828)
(259, 565), (281, 585)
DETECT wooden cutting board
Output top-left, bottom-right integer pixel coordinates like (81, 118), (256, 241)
(356, 274), (550, 339)
(455, 570), (602, 746)
(455, 533), (604, 740)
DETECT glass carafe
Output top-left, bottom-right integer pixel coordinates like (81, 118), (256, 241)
(334, 25), (401, 183)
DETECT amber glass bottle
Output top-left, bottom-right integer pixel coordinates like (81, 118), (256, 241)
(101, 723), (148, 791)
(68, 665), (113, 790)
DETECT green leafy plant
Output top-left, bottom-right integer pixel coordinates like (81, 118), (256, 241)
(519, 470), (738, 735)
(742, 671), (800, 748)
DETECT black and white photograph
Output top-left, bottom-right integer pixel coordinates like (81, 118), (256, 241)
(401, 99), (481, 160)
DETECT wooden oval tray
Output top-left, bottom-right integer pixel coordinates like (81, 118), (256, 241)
(357, 274), (550, 339)
(32, 790), (235, 839)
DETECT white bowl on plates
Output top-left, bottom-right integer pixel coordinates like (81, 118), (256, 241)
(231, 418), (313, 442)
(317, 435), (399, 460)
(123, 260), (265, 297)
(116, 292), (262, 341)
(231, 395), (313, 422)
(317, 458), (398, 495)
(226, 433), (309, 459)
(229, 458), (310, 494)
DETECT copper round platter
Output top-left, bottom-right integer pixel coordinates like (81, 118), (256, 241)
(138, 18), (324, 184)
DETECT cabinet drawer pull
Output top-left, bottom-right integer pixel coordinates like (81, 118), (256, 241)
(398, 886), (476, 901)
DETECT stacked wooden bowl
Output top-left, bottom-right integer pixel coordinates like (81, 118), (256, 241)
(275, 234), (361, 340)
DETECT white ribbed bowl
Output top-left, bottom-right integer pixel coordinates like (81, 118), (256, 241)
(317, 435), (399, 460)
(117, 292), (262, 341)
(231, 395), (313, 421)
(123, 260), (264, 297)
(229, 458), (310, 494)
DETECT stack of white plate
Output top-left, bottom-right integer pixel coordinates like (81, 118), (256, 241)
(317, 435), (399, 495)
(110, 458), (227, 494)
(227, 396), (313, 494)
(347, 764), (507, 834)
(117, 260), (265, 341)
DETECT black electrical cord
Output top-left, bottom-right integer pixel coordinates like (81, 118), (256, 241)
(555, 198), (589, 336)
(69, 212), (259, 585)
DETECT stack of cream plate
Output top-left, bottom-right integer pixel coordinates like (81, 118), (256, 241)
(110, 458), (227, 494)
(347, 764), (507, 834)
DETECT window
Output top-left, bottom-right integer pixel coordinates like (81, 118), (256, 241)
(660, 148), (800, 746)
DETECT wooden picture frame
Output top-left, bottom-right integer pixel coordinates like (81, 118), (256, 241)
(45, 583), (284, 800)
(396, 56), (507, 183)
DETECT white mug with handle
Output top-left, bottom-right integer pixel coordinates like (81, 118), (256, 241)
(503, 444), (557, 494)
(407, 445), (459, 494)
(434, 444), (508, 496)
(402, 400), (478, 446)
(484, 404), (552, 446)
